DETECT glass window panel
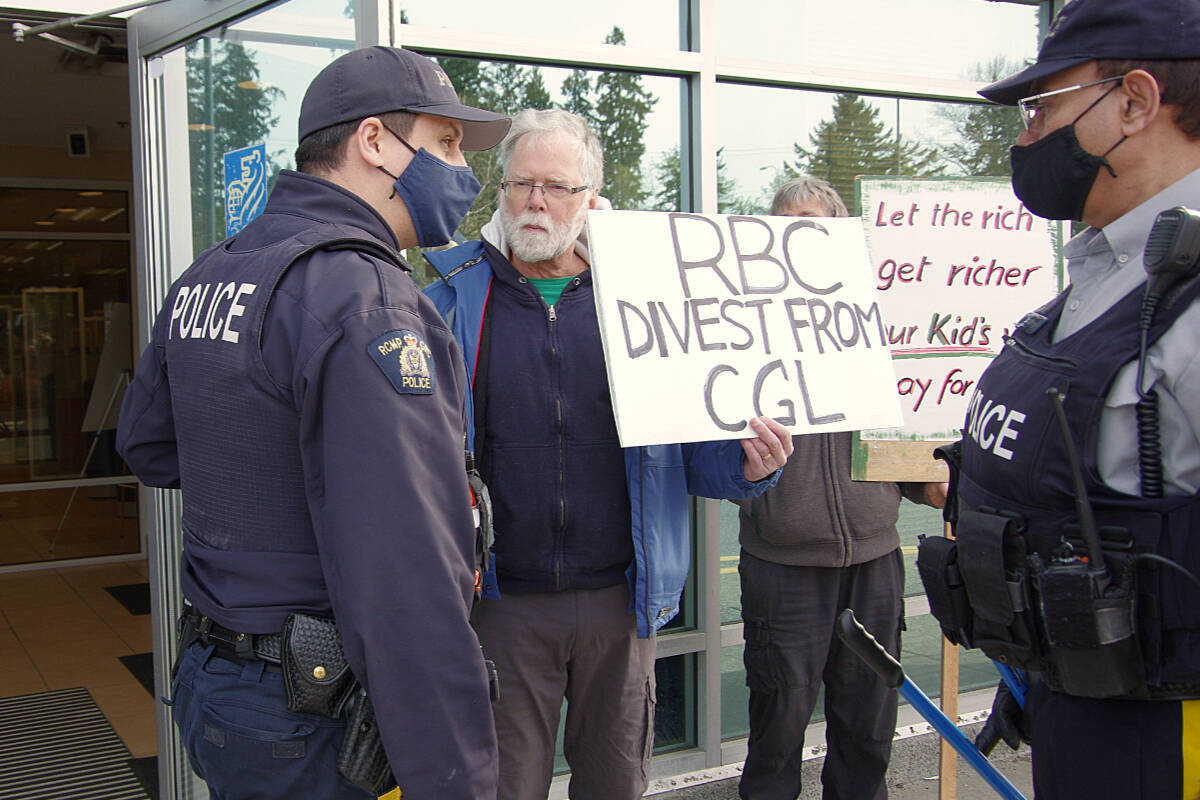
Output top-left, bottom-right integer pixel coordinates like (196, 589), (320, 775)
(0, 188), (129, 234)
(722, 643), (751, 739)
(653, 653), (696, 751)
(720, 499), (741, 624)
(716, 83), (1024, 218)
(408, 57), (682, 286)
(185, 0), (356, 255)
(714, 0), (1039, 84)
(0, 189), (135, 564)
(399, 2), (681, 51)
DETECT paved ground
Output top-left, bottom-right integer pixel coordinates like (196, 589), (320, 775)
(648, 719), (1034, 800)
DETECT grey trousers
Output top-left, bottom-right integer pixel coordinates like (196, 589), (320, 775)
(472, 583), (657, 800)
(738, 549), (904, 800)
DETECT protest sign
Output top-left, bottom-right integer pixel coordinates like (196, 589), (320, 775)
(853, 177), (1063, 480)
(587, 210), (903, 447)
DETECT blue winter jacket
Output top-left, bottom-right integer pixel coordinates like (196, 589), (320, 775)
(424, 240), (780, 637)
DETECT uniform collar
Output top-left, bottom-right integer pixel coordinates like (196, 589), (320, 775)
(1065, 167), (1200, 281)
(262, 170), (400, 250)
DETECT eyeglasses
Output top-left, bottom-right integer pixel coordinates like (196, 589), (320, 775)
(1017, 75), (1125, 132)
(500, 180), (590, 201)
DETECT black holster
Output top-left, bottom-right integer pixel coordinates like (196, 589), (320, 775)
(279, 614), (393, 792)
(337, 687), (395, 795)
(280, 613), (357, 718)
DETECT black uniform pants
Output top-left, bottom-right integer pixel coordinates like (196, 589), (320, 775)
(1030, 684), (1199, 799)
(738, 549), (903, 800)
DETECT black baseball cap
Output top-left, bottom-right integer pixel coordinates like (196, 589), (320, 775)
(298, 46), (511, 151)
(980, 0), (1200, 106)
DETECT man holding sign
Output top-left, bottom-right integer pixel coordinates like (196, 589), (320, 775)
(425, 109), (792, 800)
(736, 177), (944, 800)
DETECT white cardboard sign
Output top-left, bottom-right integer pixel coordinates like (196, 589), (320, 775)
(857, 178), (1062, 443)
(586, 209), (903, 447)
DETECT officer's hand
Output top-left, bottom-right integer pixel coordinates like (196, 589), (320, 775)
(974, 681), (1031, 756)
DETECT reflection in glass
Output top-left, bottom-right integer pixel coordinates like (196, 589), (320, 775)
(399, 2), (681, 51)
(185, 0), (355, 255)
(654, 653), (695, 751)
(717, 83), (1023, 217)
(0, 190), (136, 565)
(714, 0), (1037, 83)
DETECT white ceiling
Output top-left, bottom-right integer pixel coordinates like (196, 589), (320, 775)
(0, 7), (131, 152)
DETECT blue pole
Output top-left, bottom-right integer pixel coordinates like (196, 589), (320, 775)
(995, 662), (1028, 710)
(837, 609), (1027, 800)
(896, 676), (1027, 800)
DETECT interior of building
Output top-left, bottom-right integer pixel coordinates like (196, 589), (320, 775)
(0, 8), (156, 797)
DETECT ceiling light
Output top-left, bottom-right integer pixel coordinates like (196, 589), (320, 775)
(188, 123), (216, 131)
(78, 191), (103, 197)
(98, 208), (125, 222)
(34, 221), (55, 226)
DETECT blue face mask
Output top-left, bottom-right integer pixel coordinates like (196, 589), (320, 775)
(378, 123), (482, 247)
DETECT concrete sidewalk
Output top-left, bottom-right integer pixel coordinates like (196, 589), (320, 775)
(648, 717), (1033, 800)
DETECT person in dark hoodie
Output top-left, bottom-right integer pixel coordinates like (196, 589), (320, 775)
(116, 47), (509, 800)
(425, 108), (793, 800)
(735, 176), (944, 800)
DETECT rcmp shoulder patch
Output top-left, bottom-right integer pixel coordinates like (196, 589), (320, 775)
(369, 329), (435, 395)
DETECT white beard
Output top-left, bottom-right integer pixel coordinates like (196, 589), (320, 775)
(499, 202), (588, 264)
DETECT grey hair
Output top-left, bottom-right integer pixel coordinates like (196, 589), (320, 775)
(499, 109), (604, 191)
(770, 176), (849, 217)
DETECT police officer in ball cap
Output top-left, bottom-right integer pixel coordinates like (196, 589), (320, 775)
(116, 46), (509, 799)
(920, 1), (1200, 798)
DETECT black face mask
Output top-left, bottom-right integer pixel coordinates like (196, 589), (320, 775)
(1009, 84), (1126, 222)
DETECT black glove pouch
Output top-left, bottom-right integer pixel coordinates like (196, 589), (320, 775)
(916, 534), (973, 647)
(337, 686), (395, 795)
(281, 613), (357, 719)
(955, 509), (1044, 671)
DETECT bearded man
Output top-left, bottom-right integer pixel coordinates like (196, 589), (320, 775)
(424, 108), (794, 800)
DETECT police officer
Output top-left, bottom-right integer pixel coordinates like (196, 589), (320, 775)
(931, 1), (1200, 798)
(116, 47), (509, 799)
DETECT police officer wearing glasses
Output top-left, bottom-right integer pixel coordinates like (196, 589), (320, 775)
(919, 2), (1200, 798)
(116, 47), (509, 799)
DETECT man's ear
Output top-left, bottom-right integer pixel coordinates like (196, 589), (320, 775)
(352, 117), (388, 169)
(1118, 69), (1163, 136)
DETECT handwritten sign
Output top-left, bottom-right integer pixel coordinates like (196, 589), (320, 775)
(853, 177), (1062, 479)
(587, 210), (903, 447)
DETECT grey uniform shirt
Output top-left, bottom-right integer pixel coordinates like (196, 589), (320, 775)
(1055, 168), (1200, 496)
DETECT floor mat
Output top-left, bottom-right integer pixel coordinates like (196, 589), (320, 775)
(0, 687), (148, 799)
(126, 756), (158, 800)
(119, 653), (155, 696)
(105, 583), (152, 616)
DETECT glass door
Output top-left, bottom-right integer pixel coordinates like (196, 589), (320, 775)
(127, 1), (376, 796)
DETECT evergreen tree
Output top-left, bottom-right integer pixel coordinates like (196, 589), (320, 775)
(937, 57), (1025, 177)
(521, 68), (553, 112)
(593, 27), (658, 209)
(187, 39), (282, 254)
(560, 69), (596, 126)
(651, 146), (759, 213)
(791, 93), (941, 205)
